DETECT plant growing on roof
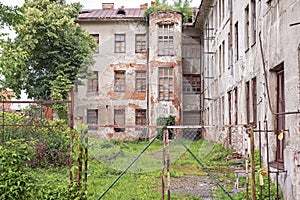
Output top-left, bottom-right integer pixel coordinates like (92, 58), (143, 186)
(143, 0), (194, 23)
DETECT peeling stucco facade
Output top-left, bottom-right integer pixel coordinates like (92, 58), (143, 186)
(75, 5), (201, 141)
(199, 0), (300, 199)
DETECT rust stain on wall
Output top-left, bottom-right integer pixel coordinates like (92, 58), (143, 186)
(130, 92), (146, 100)
(128, 103), (142, 110)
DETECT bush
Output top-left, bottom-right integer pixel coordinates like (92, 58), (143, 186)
(0, 140), (35, 199)
(1, 112), (70, 167)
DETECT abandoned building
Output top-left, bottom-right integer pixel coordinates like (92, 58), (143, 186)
(74, 1), (300, 199)
(74, 3), (201, 140)
(199, 0), (300, 199)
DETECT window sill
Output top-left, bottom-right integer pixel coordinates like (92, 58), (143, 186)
(269, 160), (284, 170)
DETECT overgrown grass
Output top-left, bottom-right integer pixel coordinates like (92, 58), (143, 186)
(86, 138), (236, 199)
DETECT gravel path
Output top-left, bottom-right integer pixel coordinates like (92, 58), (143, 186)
(170, 174), (218, 199)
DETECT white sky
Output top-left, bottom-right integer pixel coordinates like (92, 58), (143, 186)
(1, 0), (202, 8)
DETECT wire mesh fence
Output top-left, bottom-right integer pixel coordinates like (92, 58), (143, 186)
(86, 126), (238, 200)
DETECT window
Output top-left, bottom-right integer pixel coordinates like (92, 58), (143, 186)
(276, 69), (285, 165)
(91, 34), (99, 53)
(221, 96), (225, 127)
(251, 0), (256, 44)
(114, 109), (125, 132)
(87, 71), (98, 92)
(219, 45), (222, 75)
(135, 71), (146, 92)
(234, 22), (239, 61)
(227, 91), (232, 145)
(218, 0), (221, 26)
(114, 71), (125, 92)
(158, 24), (174, 56)
(135, 109), (146, 126)
(221, 0), (225, 21)
(115, 34), (125, 53)
(182, 37), (200, 59)
(87, 109), (98, 130)
(252, 77), (257, 126)
(234, 87), (238, 125)
(244, 5), (249, 50)
(222, 41), (225, 73)
(135, 34), (146, 53)
(228, 32), (231, 69)
(159, 67), (173, 101)
(246, 81), (250, 124)
(183, 75), (200, 94)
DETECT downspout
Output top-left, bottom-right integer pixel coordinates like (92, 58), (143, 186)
(146, 15), (150, 139)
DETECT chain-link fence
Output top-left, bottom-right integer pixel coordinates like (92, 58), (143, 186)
(87, 126), (238, 199)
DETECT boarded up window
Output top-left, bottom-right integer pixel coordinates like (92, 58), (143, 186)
(87, 109), (98, 130)
(114, 70), (125, 92)
(115, 34), (125, 53)
(135, 71), (146, 92)
(158, 24), (174, 56)
(87, 71), (98, 92)
(135, 34), (146, 53)
(159, 67), (173, 101)
(114, 109), (125, 132)
(183, 74), (200, 94)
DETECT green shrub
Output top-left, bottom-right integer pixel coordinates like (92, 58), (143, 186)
(0, 140), (35, 200)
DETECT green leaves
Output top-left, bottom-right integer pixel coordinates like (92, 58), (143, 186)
(143, 0), (194, 23)
(0, 0), (96, 100)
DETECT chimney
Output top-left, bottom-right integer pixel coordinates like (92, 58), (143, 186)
(140, 3), (148, 10)
(102, 3), (114, 10)
(117, 6), (126, 15)
(151, 1), (156, 7)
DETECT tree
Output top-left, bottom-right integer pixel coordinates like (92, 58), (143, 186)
(0, 3), (23, 29)
(0, 0), (96, 100)
(173, 0), (194, 23)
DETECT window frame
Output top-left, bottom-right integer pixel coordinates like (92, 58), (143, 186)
(135, 70), (146, 92)
(158, 24), (174, 56)
(114, 109), (125, 132)
(87, 109), (98, 130)
(114, 70), (126, 92)
(90, 34), (99, 53)
(234, 22), (239, 61)
(135, 109), (147, 126)
(244, 5), (250, 51)
(87, 71), (98, 92)
(115, 34), (126, 53)
(251, 0), (256, 45)
(158, 67), (174, 101)
(183, 74), (201, 94)
(135, 34), (147, 53)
